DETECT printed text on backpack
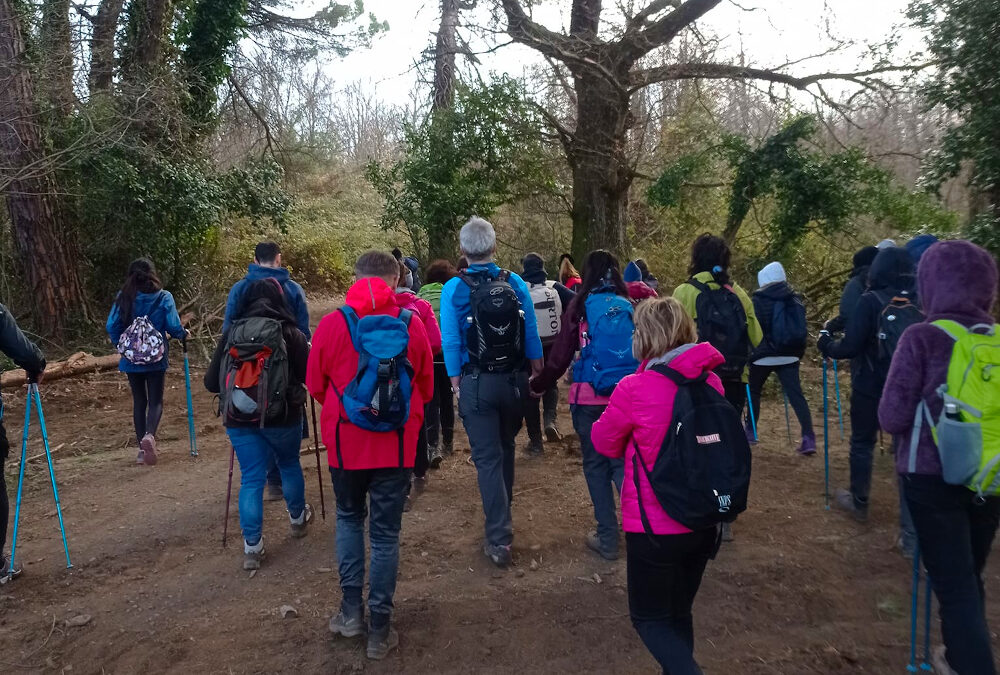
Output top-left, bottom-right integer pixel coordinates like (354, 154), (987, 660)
(529, 281), (562, 346)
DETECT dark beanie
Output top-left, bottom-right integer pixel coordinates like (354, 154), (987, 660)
(522, 252), (545, 274)
(852, 246), (879, 270)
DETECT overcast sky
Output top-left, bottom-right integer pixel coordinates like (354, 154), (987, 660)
(333, 0), (918, 106)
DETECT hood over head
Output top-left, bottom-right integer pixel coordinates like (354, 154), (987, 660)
(624, 261), (642, 283)
(646, 342), (724, 379)
(851, 246), (879, 278)
(757, 261), (787, 288)
(346, 277), (398, 317)
(905, 234), (939, 265)
(868, 246), (915, 292)
(918, 240), (997, 321)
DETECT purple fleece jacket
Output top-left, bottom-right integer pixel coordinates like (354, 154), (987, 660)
(878, 240), (998, 476)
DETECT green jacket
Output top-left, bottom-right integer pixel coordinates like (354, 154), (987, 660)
(417, 282), (444, 322)
(672, 271), (763, 382)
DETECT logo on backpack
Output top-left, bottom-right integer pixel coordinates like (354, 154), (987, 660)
(462, 270), (525, 373)
(336, 306), (414, 435)
(529, 281), (562, 346)
(911, 321), (1000, 497)
(117, 293), (167, 366)
(634, 365), (752, 532)
(875, 291), (923, 362)
(687, 279), (750, 382)
(219, 316), (289, 427)
(572, 290), (639, 396)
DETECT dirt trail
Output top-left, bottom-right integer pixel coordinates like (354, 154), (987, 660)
(1, 343), (998, 673)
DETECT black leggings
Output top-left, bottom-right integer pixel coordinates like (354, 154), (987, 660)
(0, 421), (9, 556)
(748, 363), (814, 436)
(127, 371), (165, 443)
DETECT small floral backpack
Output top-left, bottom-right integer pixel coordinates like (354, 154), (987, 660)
(117, 294), (167, 365)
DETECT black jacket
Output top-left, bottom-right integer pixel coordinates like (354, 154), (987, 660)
(827, 266), (869, 334)
(751, 282), (806, 361)
(0, 303), (45, 380)
(820, 248), (916, 396)
(205, 301), (309, 428)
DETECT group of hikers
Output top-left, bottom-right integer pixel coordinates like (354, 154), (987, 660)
(0, 220), (995, 675)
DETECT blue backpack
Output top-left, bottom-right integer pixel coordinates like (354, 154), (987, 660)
(573, 290), (639, 396)
(337, 306), (414, 433)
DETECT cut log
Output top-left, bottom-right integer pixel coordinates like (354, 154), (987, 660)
(1, 351), (120, 387)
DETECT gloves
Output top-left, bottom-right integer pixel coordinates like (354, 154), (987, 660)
(817, 331), (832, 357)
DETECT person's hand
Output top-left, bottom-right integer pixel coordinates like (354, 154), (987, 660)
(817, 330), (832, 357)
(27, 370), (44, 385)
(527, 375), (544, 398)
(450, 375), (461, 400)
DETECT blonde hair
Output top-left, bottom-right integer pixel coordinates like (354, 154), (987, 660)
(632, 296), (698, 361)
(559, 258), (580, 284)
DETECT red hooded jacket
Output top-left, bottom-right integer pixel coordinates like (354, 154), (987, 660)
(306, 277), (434, 470)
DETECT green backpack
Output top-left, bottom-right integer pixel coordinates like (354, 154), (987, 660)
(418, 282), (444, 322)
(910, 320), (1000, 496)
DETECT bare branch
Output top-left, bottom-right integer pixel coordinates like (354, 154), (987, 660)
(620, 0), (722, 63)
(627, 0), (681, 29)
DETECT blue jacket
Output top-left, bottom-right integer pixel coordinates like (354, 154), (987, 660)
(106, 291), (186, 373)
(440, 263), (544, 377)
(223, 264), (311, 339)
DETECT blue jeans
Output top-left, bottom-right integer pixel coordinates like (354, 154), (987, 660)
(331, 467), (411, 619)
(227, 425), (306, 545)
(572, 404), (624, 552)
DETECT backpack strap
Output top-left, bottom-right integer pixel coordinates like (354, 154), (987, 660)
(398, 428), (405, 468)
(498, 269), (511, 283)
(649, 363), (709, 386)
(339, 306), (361, 351)
(632, 440), (655, 535)
(686, 278), (712, 294)
(932, 319), (967, 342)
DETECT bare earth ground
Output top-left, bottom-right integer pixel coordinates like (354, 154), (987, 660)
(1, 303), (998, 673)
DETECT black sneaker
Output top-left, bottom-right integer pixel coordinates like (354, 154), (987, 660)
(429, 445), (443, 469)
(483, 542), (512, 568)
(833, 488), (869, 523)
(366, 621), (399, 660)
(544, 423), (563, 442)
(524, 439), (543, 458)
(0, 555), (22, 584)
(330, 605), (366, 638)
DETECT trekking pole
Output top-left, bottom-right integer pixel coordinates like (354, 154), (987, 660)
(782, 392), (793, 444)
(822, 359), (830, 509)
(832, 359), (845, 441)
(222, 444), (235, 548)
(310, 397), (326, 520)
(921, 572), (933, 672)
(907, 545), (922, 673)
(8, 383), (73, 574)
(745, 382), (758, 442)
(181, 339), (198, 457)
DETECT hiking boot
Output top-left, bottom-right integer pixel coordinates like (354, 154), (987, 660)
(931, 645), (957, 675)
(483, 542), (512, 568)
(544, 423), (563, 443)
(0, 555), (23, 584)
(429, 445), (443, 469)
(412, 475), (427, 496)
(289, 503), (313, 538)
(744, 424), (758, 446)
(243, 538), (264, 570)
(366, 619), (399, 660)
(797, 433), (817, 456)
(442, 439), (454, 457)
(524, 438), (544, 458)
(329, 605), (366, 639)
(721, 522), (735, 542)
(264, 483), (284, 501)
(140, 433), (158, 465)
(135, 449), (145, 464)
(585, 531), (618, 561)
(833, 488), (869, 523)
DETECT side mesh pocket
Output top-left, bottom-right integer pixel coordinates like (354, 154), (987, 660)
(937, 415), (982, 486)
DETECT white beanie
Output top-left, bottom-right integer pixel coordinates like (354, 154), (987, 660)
(757, 261), (787, 288)
(876, 238), (897, 249)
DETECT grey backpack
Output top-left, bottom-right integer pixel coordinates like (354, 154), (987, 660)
(218, 317), (289, 426)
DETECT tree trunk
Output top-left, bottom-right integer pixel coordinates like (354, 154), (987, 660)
(124, 0), (173, 75)
(0, 0), (87, 335)
(89, 0), (125, 92)
(433, 0), (460, 111)
(568, 71), (632, 263)
(427, 221), (459, 265)
(39, 0), (75, 115)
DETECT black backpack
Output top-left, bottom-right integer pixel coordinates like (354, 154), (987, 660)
(687, 278), (751, 382)
(461, 269), (525, 373)
(634, 365), (752, 532)
(874, 290), (923, 362)
(770, 293), (808, 354)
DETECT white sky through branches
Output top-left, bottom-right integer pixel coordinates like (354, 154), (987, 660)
(331, 0), (918, 106)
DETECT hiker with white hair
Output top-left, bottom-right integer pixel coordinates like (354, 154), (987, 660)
(440, 217), (544, 568)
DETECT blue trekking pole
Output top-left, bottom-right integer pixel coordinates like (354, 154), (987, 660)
(907, 545), (921, 673)
(822, 359), (830, 509)
(8, 382), (72, 577)
(745, 383), (758, 442)
(832, 359), (845, 441)
(922, 572), (933, 671)
(782, 392), (793, 443)
(182, 339), (198, 457)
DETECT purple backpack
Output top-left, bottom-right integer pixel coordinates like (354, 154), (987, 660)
(117, 294), (167, 366)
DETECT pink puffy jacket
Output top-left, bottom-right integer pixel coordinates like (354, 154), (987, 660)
(592, 342), (725, 535)
(395, 290), (442, 355)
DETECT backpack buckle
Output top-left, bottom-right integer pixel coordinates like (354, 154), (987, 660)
(377, 359), (393, 379)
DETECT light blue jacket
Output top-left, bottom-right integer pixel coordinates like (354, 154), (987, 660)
(440, 263), (543, 377)
(106, 291), (186, 373)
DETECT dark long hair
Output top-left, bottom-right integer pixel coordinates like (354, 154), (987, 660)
(239, 279), (296, 325)
(571, 250), (628, 320)
(688, 233), (731, 286)
(117, 258), (162, 324)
